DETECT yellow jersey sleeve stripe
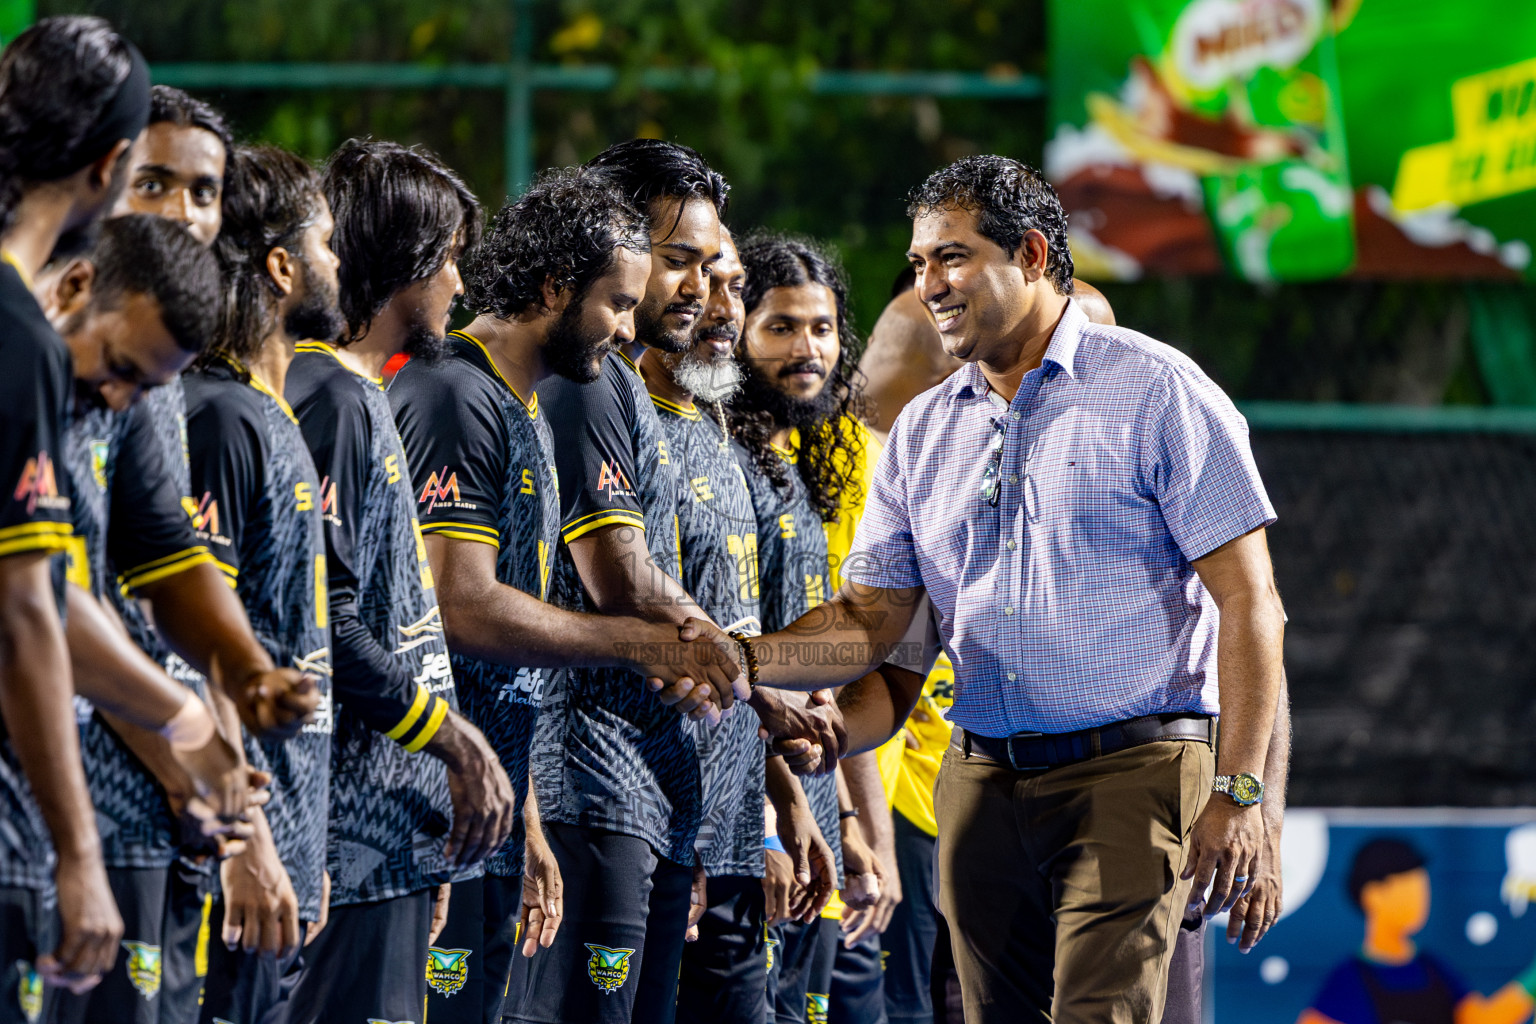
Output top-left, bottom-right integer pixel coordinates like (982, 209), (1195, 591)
(420, 521), (499, 540)
(212, 558), (239, 585)
(422, 528), (500, 548)
(384, 685), (431, 742)
(0, 533), (72, 559)
(562, 511), (645, 543)
(120, 548), (215, 592)
(120, 544), (212, 575)
(403, 696), (449, 753)
(0, 521), (72, 541)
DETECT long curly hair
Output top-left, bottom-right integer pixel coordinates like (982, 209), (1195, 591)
(460, 166), (649, 319)
(729, 232), (868, 524)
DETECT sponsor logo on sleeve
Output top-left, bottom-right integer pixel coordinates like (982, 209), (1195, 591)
(418, 468), (462, 513)
(12, 452), (69, 514)
(596, 460), (634, 501)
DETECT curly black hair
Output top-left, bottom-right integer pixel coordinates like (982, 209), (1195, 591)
(729, 231), (868, 525)
(584, 138), (728, 238)
(461, 166), (649, 319)
(148, 84), (233, 164)
(205, 145), (324, 367)
(906, 155), (1075, 295)
(323, 137), (482, 342)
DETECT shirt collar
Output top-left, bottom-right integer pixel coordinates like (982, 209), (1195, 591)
(945, 299), (1087, 402)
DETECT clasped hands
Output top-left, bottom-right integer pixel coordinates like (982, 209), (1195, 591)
(640, 616), (845, 775)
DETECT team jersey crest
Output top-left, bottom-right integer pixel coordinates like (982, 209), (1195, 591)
(15, 964), (40, 1021)
(425, 946), (472, 996)
(122, 940), (162, 998)
(584, 944), (635, 993)
(89, 439), (109, 490)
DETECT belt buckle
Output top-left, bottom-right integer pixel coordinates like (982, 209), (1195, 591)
(1005, 736), (1049, 772)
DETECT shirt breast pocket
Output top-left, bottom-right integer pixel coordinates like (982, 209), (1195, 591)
(1026, 435), (1140, 550)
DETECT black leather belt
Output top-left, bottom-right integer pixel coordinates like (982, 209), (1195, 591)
(955, 714), (1214, 772)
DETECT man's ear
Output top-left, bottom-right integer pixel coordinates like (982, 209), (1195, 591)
(86, 138), (132, 195)
(1017, 229), (1049, 284)
(539, 273), (570, 316)
(43, 258), (95, 322)
(266, 245), (297, 297)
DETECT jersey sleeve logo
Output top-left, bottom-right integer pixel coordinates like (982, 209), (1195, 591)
(319, 476), (340, 525)
(190, 493), (229, 545)
(596, 460), (634, 501)
(418, 467), (462, 512)
(89, 439), (110, 491)
(12, 451), (69, 513)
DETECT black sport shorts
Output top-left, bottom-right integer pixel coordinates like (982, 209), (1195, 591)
(676, 874), (767, 1024)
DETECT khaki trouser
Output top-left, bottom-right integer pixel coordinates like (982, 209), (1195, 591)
(934, 737), (1215, 1024)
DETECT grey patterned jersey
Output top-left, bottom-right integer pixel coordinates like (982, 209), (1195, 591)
(390, 333), (562, 878)
(185, 360), (333, 922)
(289, 345), (461, 903)
(73, 384), (221, 870)
(534, 351), (705, 865)
(652, 398), (764, 878)
(738, 444), (843, 885)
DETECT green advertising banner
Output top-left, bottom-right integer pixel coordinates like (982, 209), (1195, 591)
(1047, 0), (1536, 281)
(0, 0), (32, 47)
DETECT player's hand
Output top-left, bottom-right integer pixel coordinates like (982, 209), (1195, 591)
(179, 768), (270, 854)
(646, 671), (723, 723)
(1184, 798), (1262, 919)
(39, 848), (123, 994)
(844, 839), (898, 944)
(675, 616), (751, 704)
(429, 884), (451, 945)
(755, 689), (845, 775)
(839, 817), (881, 913)
(779, 803), (836, 923)
(426, 711), (516, 868)
(521, 829), (563, 957)
(1226, 823), (1283, 952)
(219, 812), (301, 959)
(762, 846), (797, 924)
(234, 669), (320, 740)
(304, 871), (330, 947)
(171, 725), (259, 829)
(686, 858), (708, 942)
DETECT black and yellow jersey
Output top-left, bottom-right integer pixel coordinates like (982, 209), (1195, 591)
(390, 332), (559, 878)
(739, 442), (842, 886)
(0, 254), (73, 895)
(652, 398), (765, 879)
(63, 391), (215, 870)
(534, 350), (704, 865)
(184, 357), (332, 922)
(290, 342), (460, 903)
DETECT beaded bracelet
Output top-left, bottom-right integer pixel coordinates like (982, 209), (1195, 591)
(727, 630), (759, 693)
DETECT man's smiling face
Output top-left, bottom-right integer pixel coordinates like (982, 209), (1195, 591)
(907, 206), (1036, 365)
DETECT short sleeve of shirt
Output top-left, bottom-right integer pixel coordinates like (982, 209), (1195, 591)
(540, 370), (646, 543)
(843, 413), (921, 589)
(293, 376), (374, 581)
(392, 365), (508, 548)
(185, 390), (263, 583)
(1142, 363), (1277, 562)
(0, 279), (74, 562)
(108, 398), (210, 592)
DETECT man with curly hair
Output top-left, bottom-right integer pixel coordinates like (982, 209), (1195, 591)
(687, 155), (1286, 1023)
(392, 164), (742, 1024)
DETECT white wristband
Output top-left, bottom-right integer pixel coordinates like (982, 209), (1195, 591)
(159, 696), (216, 752)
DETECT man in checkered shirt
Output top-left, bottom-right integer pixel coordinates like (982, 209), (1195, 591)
(688, 155), (1287, 1023)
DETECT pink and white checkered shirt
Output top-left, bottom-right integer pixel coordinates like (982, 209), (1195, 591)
(847, 300), (1276, 737)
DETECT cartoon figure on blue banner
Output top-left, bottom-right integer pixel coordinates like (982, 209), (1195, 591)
(1298, 837), (1536, 1024)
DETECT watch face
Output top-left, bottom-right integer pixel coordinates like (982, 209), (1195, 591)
(1232, 774), (1263, 804)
